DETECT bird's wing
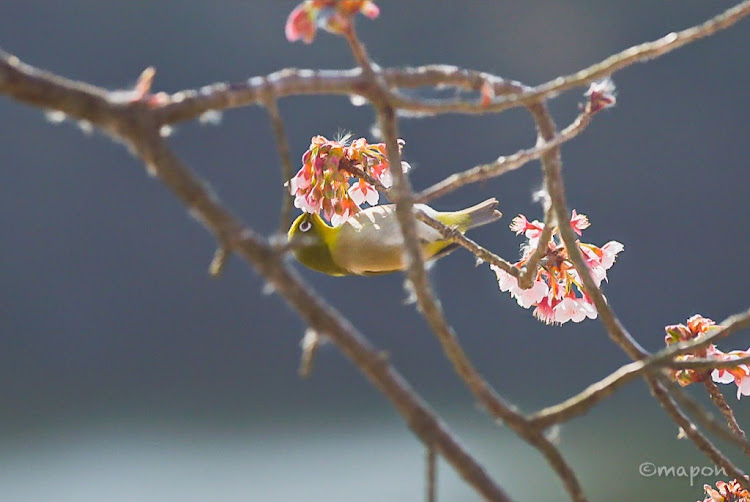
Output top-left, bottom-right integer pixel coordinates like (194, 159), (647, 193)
(330, 205), (443, 274)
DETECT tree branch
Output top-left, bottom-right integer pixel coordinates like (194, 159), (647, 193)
(417, 110), (594, 203)
(703, 380), (750, 456)
(144, 2), (750, 124)
(260, 92), (295, 234)
(530, 347), (750, 429)
(126, 121), (517, 502)
(531, 97), (750, 489)
(0, 47), (513, 502)
(666, 380), (750, 457)
(343, 23), (587, 502)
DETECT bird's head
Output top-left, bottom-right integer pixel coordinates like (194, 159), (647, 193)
(287, 212), (350, 276)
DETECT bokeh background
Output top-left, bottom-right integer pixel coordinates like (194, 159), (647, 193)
(1, 1), (749, 501)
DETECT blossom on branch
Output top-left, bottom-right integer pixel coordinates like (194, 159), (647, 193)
(288, 135), (404, 226)
(584, 78), (617, 114)
(286, 0), (380, 43)
(702, 478), (750, 502)
(491, 211), (623, 325)
(664, 314), (750, 399)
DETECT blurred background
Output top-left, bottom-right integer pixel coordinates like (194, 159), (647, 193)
(1, 1), (749, 501)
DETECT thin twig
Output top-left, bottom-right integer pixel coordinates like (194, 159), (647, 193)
(656, 309), (750, 363)
(415, 211), (519, 278)
(648, 377), (749, 486)
(665, 379), (750, 457)
(208, 245), (230, 277)
(518, 208), (555, 289)
(417, 111), (593, 203)
(426, 445), (437, 502)
(703, 380), (750, 455)
(530, 351), (750, 429)
(298, 328), (321, 379)
(387, 2), (750, 115)
(260, 92), (295, 233)
(530, 359), (648, 429)
(339, 158), (390, 194)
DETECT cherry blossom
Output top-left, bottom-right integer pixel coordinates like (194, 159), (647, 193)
(711, 351), (750, 399)
(702, 478), (750, 502)
(664, 314), (750, 399)
(286, 1), (380, 44)
(288, 135), (403, 225)
(584, 78), (617, 113)
(492, 211), (623, 325)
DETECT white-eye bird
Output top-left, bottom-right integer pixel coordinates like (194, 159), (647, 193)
(287, 198), (501, 276)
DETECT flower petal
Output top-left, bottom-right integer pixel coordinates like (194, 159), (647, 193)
(737, 376), (750, 399)
(285, 3), (317, 43)
(712, 369), (736, 384)
(600, 241), (624, 269)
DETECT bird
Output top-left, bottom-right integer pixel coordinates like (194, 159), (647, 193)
(287, 198), (501, 276)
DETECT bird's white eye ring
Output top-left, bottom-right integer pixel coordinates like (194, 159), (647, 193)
(299, 220), (312, 232)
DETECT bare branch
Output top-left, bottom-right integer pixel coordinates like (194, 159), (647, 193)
(144, 2), (750, 127)
(343, 23), (587, 502)
(518, 208), (555, 290)
(2, 2), (748, 497)
(666, 381), (750, 457)
(130, 134), (516, 502)
(657, 309), (750, 362)
(532, 96), (749, 489)
(669, 354), (750, 371)
(260, 93), (296, 233)
(415, 211), (519, 278)
(387, 2), (750, 115)
(531, 359), (648, 429)
(703, 380), (750, 455)
(529, 101), (648, 360)
(649, 377), (749, 485)
(530, 349), (750, 429)
(0, 47), (514, 502)
(417, 110), (593, 202)
(426, 445), (437, 502)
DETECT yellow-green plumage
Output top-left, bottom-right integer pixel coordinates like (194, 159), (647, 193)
(287, 198), (501, 276)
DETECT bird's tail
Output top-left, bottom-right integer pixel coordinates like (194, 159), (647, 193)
(457, 198), (502, 230)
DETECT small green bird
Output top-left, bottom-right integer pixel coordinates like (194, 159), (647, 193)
(287, 198), (501, 276)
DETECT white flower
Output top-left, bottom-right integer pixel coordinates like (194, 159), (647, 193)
(737, 375), (750, 399)
(348, 180), (379, 206)
(711, 369), (736, 384)
(491, 266), (548, 308)
(294, 193), (321, 213)
(329, 208), (352, 227)
(554, 297), (597, 323)
(601, 241), (624, 269)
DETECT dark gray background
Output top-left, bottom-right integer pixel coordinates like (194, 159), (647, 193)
(1, 1), (748, 501)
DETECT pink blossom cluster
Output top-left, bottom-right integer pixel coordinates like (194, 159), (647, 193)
(288, 135), (403, 226)
(286, 0), (380, 43)
(491, 211), (623, 325)
(701, 478), (750, 502)
(665, 315), (750, 399)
